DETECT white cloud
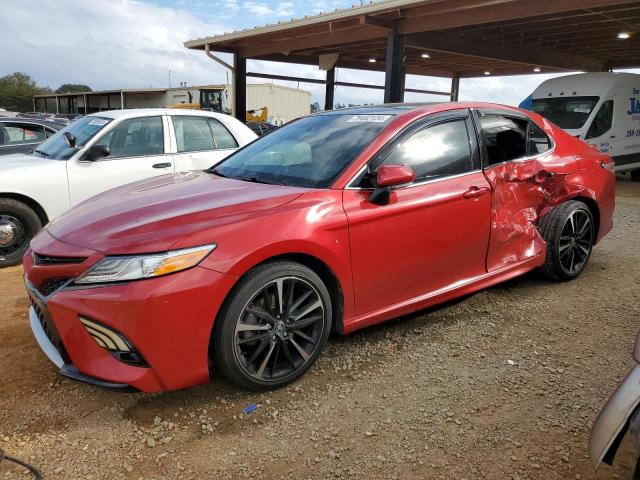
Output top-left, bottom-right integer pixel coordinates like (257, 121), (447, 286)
(0, 0), (232, 91)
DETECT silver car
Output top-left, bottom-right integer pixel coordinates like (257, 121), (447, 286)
(590, 330), (640, 475)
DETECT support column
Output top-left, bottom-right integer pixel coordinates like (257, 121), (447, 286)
(233, 53), (247, 122)
(384, 29), (405, 104)
(450, 74), (460, 102)
(325, 67), (335, 111)
(120, 91), (125, 109)
(55, 96), (60, 113)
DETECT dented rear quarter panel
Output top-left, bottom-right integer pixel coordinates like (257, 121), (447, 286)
(482, 113), (615, 272)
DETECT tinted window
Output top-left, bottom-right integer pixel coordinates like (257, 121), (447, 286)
(527, 122), (552, 155)
(1, 124), (45, 145)
(208, 118), (238, 149)
(380, 120), (473, 180)
(586, 100), (614, 139)
(214, 113), (392, 188)
(532, 96), (599, 129)
(172, 116), (214, 152)
(480, 114), (527, 165)
(96, 116), (164, 158)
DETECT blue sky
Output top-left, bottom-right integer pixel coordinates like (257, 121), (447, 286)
(1, 0), (637, 108)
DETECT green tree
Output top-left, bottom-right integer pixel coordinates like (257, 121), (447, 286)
(55, 84), (92, 94)
(0, 72), (51, 112)
(310, 101), (321, 113)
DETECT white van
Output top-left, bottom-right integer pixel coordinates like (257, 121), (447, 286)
(530, 72), (640, 179)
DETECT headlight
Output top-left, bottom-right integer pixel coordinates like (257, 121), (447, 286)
(75, 244), (216, 284)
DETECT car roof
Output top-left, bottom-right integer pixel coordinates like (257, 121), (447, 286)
(316, 102), (526, 120)
(88, 108), (235, 121)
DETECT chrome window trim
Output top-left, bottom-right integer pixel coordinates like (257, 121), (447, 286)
(345, 168), (483, 191)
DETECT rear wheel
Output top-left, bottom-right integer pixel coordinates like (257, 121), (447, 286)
(212, 261), (332, 390)
(0, 198), (42, 268)
(539, 200), (594, 281)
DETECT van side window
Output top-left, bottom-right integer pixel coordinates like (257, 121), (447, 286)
(527, 122), (552, 155)
(479, 114), (528, 165)
(585, 100), (614, 139)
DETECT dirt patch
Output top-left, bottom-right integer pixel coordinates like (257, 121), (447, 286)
(1, 179), (639, 479)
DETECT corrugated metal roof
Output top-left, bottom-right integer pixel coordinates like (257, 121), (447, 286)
(184, 0), (428, 48)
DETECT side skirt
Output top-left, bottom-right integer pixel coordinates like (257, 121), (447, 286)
(342, 254), (545, 334)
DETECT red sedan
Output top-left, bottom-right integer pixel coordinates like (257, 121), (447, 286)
(23, 103), (615, 392)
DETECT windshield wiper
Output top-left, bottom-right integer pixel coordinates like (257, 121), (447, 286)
(33, 149), (50, 158)
(207, 167), (228, 177)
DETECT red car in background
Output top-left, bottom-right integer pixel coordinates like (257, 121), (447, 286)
(22, 103), (615, 392)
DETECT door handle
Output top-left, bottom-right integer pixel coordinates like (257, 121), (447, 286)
(152, 162), (172, 169)
(463, 186), (490, 199)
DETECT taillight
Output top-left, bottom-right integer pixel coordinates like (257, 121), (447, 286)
(600, 157), (615, 171)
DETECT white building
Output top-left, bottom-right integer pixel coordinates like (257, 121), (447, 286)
(34, 83), (312, 124)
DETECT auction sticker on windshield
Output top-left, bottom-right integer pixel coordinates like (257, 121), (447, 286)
(346, 115), (392, 123)
(88, 118), (109, 126)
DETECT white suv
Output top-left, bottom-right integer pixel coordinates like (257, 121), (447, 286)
(0, 108), (257, 267)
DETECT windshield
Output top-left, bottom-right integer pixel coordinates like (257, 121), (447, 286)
(212, 113), (393, 188)
(32, 116), (112, 159)
(532, 96), (599, 130)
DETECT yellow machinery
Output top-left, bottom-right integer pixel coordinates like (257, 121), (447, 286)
(169, 87), (268, 122)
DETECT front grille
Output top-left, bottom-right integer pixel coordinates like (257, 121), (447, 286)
(39, 277), (72, 296)
(33, 253), (86, 266)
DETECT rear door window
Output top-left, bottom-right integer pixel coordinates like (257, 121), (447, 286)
(172, 116), (215, 153)
(479, 114), (528, 166)
(208, 118), (238, 149)
(527, 122), (552, 155)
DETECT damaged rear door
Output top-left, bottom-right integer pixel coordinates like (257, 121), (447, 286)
(474, 109), (580, 272)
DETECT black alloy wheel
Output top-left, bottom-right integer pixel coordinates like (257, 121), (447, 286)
(213, 261), (332, 390)
(540, 200), (594, 281)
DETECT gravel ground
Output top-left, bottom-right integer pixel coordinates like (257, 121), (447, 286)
(1, 178), (639, 480)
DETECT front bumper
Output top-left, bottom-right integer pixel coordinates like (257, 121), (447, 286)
(25, 251), (237, 393)
(589, 365), (640, 468)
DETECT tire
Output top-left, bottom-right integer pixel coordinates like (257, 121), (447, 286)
(631, 170), (640, 182)
(0, 198), (42, 268)
(539, 200), (594, 281)
(212, 260), (332, 391)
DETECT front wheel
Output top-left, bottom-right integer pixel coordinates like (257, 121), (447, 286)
(539, 200), (594, 281)
(0, 198), (42, 268)
(212, 261), (332, 391)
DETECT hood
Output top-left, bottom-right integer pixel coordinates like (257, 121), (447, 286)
(0, 153), (48, 169)
(47, 171), (308, 254)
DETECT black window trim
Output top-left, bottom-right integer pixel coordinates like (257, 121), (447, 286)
(471, 108), (556, 170)
(345, 109), (481, 190)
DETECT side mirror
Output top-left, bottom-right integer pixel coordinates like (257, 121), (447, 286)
(63, 132), (76, 148)
(369, 164), (416, 205)
(82, 144), (110, 161)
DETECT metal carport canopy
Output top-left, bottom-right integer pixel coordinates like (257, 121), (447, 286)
(184, 0), (640, 119)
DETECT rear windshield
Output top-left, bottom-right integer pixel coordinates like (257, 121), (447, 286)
(532, 96), (599, 130)
(212, 113), (393, 188)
